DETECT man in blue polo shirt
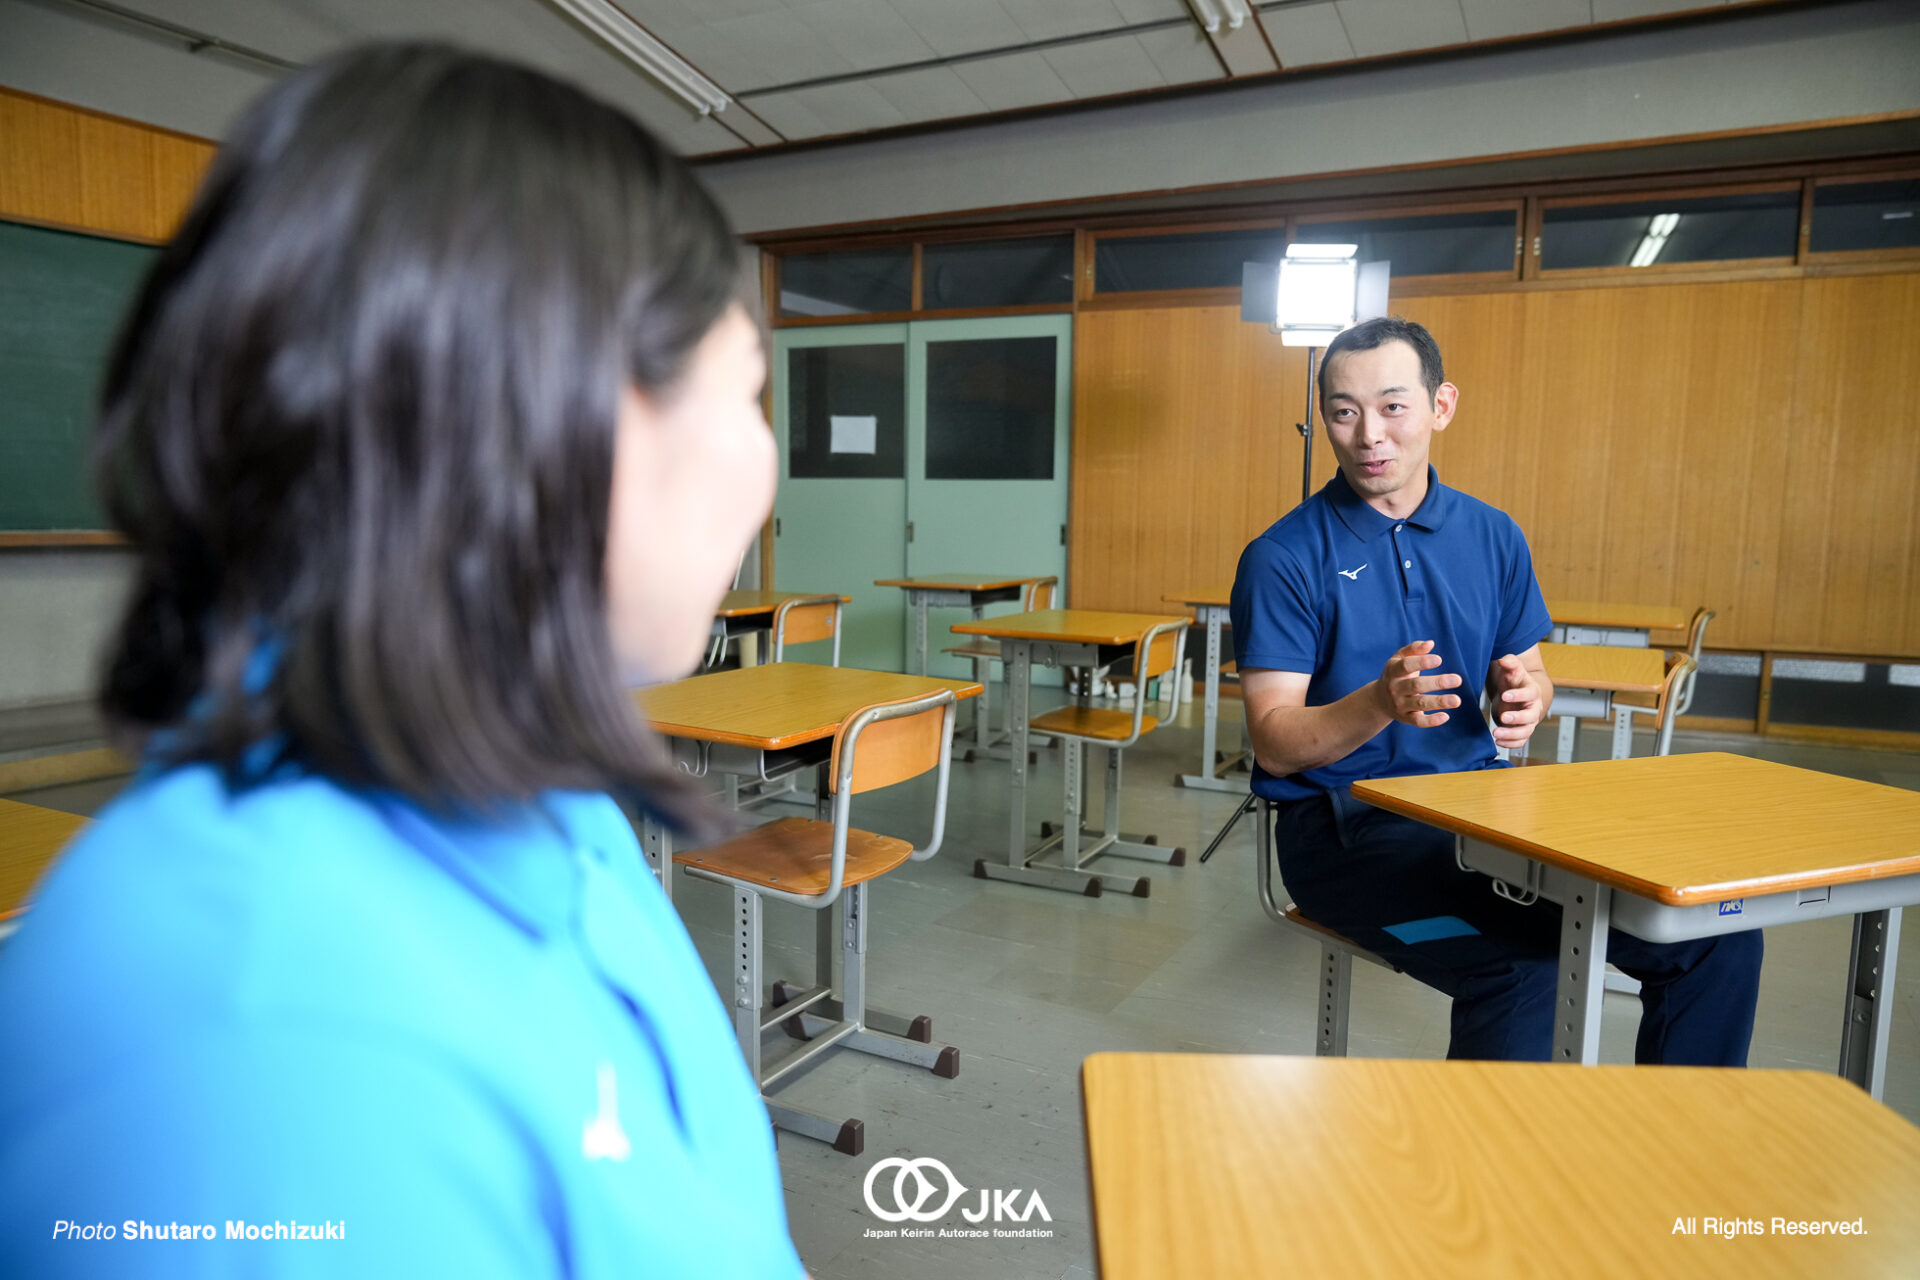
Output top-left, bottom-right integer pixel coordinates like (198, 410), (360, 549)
(1230, 316), (1761, 1063)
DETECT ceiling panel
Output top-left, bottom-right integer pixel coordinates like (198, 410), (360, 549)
(790, 0), (943, 72)
(1134, 25), (1231, 85)
(743, 90), (831, 139)
(885, 0), (1034, 58)
(701, 9), (857, 89)
(865, 64), (992, 124)
(949, 49), (1077, 111)
(1113, 0), (1193, 20)
(1042, 32), (1170, 98)
(1266, 2), (1357, 67)
(781, 79), (910, 136)
(999, 0), (1135, 43)
(1460, 0), (1593, 41)
(1333, 0), (1470, 58)
(1593, 0), (1728, 18)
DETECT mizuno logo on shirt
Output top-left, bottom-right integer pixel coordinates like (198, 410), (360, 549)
(1338, 564), (1367, 581)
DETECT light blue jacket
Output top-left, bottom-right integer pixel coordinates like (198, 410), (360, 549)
(0, 765), (805, 1278)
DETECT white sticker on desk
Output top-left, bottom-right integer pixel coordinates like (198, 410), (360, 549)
(1718, 899), (1743, 916)
(830, 415), (877, 454)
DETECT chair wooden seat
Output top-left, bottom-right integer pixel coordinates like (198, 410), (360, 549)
(943, 642), (1004, 660)
(1029, 705), (1161, 741)
(1281, 902), (1365, 949)
(674, 815), (912, 894)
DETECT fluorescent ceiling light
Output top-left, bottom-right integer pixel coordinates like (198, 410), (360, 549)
(548, 0), (730, 116)
(1219, 0), (1250, 28)
(1627, 212), (1680, 268)
(1187, 0), (1223, 34)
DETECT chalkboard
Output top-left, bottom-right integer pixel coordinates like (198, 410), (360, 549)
(0, 220), (158, 532)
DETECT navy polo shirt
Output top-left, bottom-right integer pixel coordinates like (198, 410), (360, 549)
(1231, 467), (1551, 802)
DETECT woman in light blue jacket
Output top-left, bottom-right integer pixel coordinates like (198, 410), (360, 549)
(0, 43), (803, 1278)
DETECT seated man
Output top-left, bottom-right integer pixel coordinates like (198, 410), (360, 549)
(1231, 316), (1761, 1063)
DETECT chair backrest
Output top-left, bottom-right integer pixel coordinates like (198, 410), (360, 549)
(1674, 608), (1715, 717)
(1139, 624), (1181, 682)
(772, 595), (842, 664)
(1024, 577), (1057, 611)
(828, 690), (956, 796)
(1652, 651), (1698, 756)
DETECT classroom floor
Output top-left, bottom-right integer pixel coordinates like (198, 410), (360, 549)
(10, 699), (1919, 1280)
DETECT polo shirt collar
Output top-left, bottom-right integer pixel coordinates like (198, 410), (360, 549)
(370, 793), (575, 940)
(1325, 465), (1451, 542)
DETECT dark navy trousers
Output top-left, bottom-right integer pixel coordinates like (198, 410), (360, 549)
(1272, 787), (1763, 1064)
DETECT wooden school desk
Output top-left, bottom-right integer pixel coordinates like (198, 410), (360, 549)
(1081, 1053), (1920, 1280)
(872, 573), (1053, 677)
(1547, 599), (1692, 648)
(1163, 585), (1248, 793)
(0, 797), (85, 939)
(1538, 641), (1667, 762)
(1355, 753), (1920, 1099)
(637, 663), (980, 1043)
(710, 589), (850, 657)
(950, 608), (1189, 897)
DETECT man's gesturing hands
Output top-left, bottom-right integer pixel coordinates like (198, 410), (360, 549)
(1487, 652), (1546, 750)
(1375, 640), (1461, 727)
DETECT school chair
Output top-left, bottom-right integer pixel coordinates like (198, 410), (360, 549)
(943, 576), (1056, 761)
(673, 689), (960, 1157)
(1253, 795), (1401, 1056)
(771, 593), (843, 665)
(1025, 617), (1190, 880)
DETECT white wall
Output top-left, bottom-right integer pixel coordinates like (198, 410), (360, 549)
(698, 0), (1920, 235)
(0, 551), (132, 708)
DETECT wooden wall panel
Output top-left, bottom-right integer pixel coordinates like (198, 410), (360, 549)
(1071, 307), (1308, 613)
(1779, 274), (1920, 655)
(0, 88), (215, 243)
(1068, 273), (1918, 658)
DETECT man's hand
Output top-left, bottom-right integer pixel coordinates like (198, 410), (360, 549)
(1488, 652), (1546, 749)
(1375, 640), (1461, 728)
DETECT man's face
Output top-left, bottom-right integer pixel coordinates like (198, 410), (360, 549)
(1320, 338), (1457, 515)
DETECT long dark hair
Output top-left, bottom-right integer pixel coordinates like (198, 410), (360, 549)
(95, 43), (744, 837)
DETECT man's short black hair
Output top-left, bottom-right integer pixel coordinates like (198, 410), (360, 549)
(1318, 316), (1445, 407)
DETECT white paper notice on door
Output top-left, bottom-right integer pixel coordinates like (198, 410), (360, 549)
(829, 414), (877, 455)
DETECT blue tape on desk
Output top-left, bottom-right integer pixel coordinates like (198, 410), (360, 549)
(1383, 915), (1480, 945)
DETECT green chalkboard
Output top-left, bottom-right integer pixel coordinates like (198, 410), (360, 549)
(0, 220), (158, 531)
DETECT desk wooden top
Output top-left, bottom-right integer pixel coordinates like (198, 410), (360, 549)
(1082, 1053), (1920, 1280)
(713, 589), (849, 618)
(1353, 752), (1920, 905)
(1548, 598), (1693, 632)
(0, 798), (85, 920)
(637, 663), (980, 750)
(1163, 586), (1232, 608)
(1539, 641), (1666, 693)
(873, 573), (1048, 591)
(951, 608), (1189, 646)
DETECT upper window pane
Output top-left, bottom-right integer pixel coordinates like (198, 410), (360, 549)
(1094, 228), (1285, 293)
(924, 337), (1057, 480)
(923, 236), (1074, 309)
(779, 248), (912, 317)
(1811, 179), (1920, 253)
(1541, 191), (1799, 271)
(785, 344), (905, 479)
(1292, 210), (1517, 277)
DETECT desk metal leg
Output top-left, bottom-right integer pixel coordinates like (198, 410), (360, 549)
(1610, 706), (1634, 760)
(911, 593), (930, 676)
(1178, 611), (1249, 793)
(1552, 877), (1611, 1065)
(638, 818), (672, 904)
(1556, 715), (1578, 764)
(972, 642), (1114, 896)
(1839, 908), (1903, 1101)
